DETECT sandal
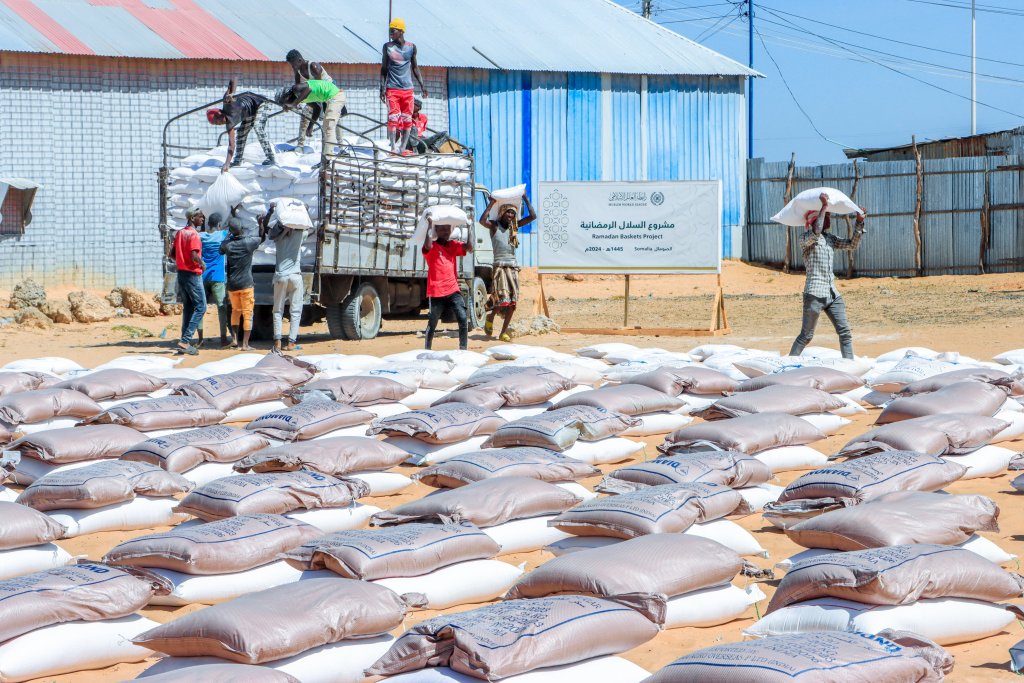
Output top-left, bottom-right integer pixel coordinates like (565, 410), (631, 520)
(484, 320), (494, 336)
(499, 333), (512, 342)
(175, 344), (198, 356)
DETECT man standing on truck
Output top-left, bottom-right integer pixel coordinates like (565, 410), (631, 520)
(422, 215), (473, 351)
(261, 202), (306, 352)
(276, 79), (347, 158)
(197, 212), (233, 349)
(286, 49), (334, 151)
(380, 17), (428, 155)
(220, 216), (266, 351)
(170, 211), (207, 355)
(479, 195), (536, 341)
(207, 80), (276, 172)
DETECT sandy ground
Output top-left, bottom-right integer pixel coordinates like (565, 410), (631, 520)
(1, 262), (1023, 682)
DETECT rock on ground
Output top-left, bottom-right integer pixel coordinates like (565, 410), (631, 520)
(39, 299), (73, 324)
(15, 307), (53, 329)
(8, 279), (46, 310)
(105, 289), (124, 308)
(508, 315), (560, 338)
(68, 291), (114, 323)
(120, 288), (161, 317)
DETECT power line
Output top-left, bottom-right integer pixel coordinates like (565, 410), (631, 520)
(752, 25), (851, 148)
(696, 5), (743, 40)
(901, 0), (1024, 16)
(757, 5), (1024, 119)
(661, 11), (737, 25)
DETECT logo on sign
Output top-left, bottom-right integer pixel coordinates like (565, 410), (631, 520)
(650, 191), (665, 206)
(541, 189), (570, 253)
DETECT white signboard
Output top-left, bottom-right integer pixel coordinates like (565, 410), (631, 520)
(537, 180), (722, 274)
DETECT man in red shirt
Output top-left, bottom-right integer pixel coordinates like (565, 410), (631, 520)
(422, 216), (473, 350)
(169, 211), (208, 355)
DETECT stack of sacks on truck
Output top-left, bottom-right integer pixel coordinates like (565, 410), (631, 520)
(233, 435), (413, 497)
(284, 522), (520, 610)
(0, 563), (167, 682)
(746, 544), (1024, 647)
(102, 513), (326, 606)
(173, 468), (375, 534)
(660, 412), (830, 473)
(481, 405), (642, 465)
(17, 460), (192, 536)
(368, 402), (506, 464)
(372, 476), (583, 554)
(545, 480), (767, 558)
(132, 578), (410, 683)
(0, 500), (71, 578)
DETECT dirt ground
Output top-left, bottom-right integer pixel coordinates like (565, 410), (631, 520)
(1, 261), (1024, 682)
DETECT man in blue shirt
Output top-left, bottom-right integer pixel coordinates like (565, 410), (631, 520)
(198, 212), (233, 348)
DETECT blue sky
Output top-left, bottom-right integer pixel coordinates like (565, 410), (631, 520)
(617, 0), (1024, 164)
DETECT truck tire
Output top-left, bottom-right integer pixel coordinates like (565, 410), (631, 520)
(338, 282), (382, 340)
(465, 277), (488, 330)
(325, 302), (346, 340)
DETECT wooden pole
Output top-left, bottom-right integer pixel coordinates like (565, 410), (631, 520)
(912, 135), (924, 277)
(846, 158), (861, 279)
(782, 152), (796, 273)
(534, 273), (551, 318)
(623, 274), (631, 328)
(979, 168), (990, 274)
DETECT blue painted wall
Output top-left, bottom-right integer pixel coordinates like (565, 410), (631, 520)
(448, 69), (747, 265)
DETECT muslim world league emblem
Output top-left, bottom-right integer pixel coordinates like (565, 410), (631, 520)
(542, 189), (570, 253)
(650, 191), (665, 206)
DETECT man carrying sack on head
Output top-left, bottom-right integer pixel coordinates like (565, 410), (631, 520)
(479, 194), (536, 342)
(789, 192), (867, 360)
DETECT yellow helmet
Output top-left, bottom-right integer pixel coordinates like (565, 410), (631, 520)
(389, 17), (406, 32)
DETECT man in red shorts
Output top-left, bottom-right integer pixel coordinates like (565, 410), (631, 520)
(380, 17), (428, 154)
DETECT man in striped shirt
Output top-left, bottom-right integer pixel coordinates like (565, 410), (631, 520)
(789, 192), (866, 360)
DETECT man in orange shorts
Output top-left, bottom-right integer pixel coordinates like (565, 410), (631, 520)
(219, 217), (265, 350)
(380, 17), (428, 154)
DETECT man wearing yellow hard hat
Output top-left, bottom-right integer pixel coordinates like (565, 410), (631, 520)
(381, 17), (428, 154)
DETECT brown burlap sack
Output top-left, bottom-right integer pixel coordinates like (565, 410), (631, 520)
(138, 663), (300, 683)
(768, 544), (1024, 612)
(371, 476), (581, 528)
(367, 403), (506, 444)
(506, 534), (744, 623)
(0, 423), (10, 444)
(55, 369), (166, 401)
(232, 436), (409, 476)
(7, 424), (146, 463)
(876, 381), (1008, 424)
(285, 522), (500, 579)
(103, 513), (322, 574)
(365, 595), (660, 680)
(246, 400), (374, 442)
(660, 413), (825, 455)
(0, 371), (58, 396)
(0, 562), (170, 643)
(552, 384), (684, 416)
(284, 376), (415, 406)
(481, 406), (638, 451)
(176, 371), (292, 413)
(16, 460), (193, 511)
(736, 366), (865, 394)
(0, 501), (66, 550)
(253, 353), (317, 386)
(549, 482), (745, 539)
(0, 388), (102, 425)
(623, 366), (739, 396)
(413, 447), (600, 488)
(785, 491), (999, 551)
(771, 450), (966, 511)
(897, 367), (1024, 397)
(174, 471), (369, 521)
(82, 396), (226, 431)
(837, 413), (1008, 458)
(437, 373), (576, 411)
(643, 630), (954, 683)
(121, 425), (271, 473)
(597, 450), (772, 494)
(697, 385), (846, 421)
(133, 578), (407, 664)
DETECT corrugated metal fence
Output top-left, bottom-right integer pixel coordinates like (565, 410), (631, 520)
(746, 155), (1024, 276)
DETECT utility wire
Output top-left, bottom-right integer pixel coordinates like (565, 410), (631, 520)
(696, 5), (743, 40)
(661, 11), (737, 25)
(752, 24), (852, 148)
(757, 5), (1024, 119)
(901, 0), (1024, 16)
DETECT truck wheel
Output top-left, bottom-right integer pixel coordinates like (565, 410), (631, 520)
(250, 305), (274, 341)
(325, 302), (346, 340)
(339, 282), (382, 340)
(465, 277), (488, 330)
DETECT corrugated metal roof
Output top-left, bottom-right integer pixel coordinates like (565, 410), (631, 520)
(0, 0), (761, 76)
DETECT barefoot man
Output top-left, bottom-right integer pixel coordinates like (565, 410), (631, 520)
(479, 195), (536, 341)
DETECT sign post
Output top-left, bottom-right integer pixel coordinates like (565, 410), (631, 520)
(536, 180), (729, 336)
